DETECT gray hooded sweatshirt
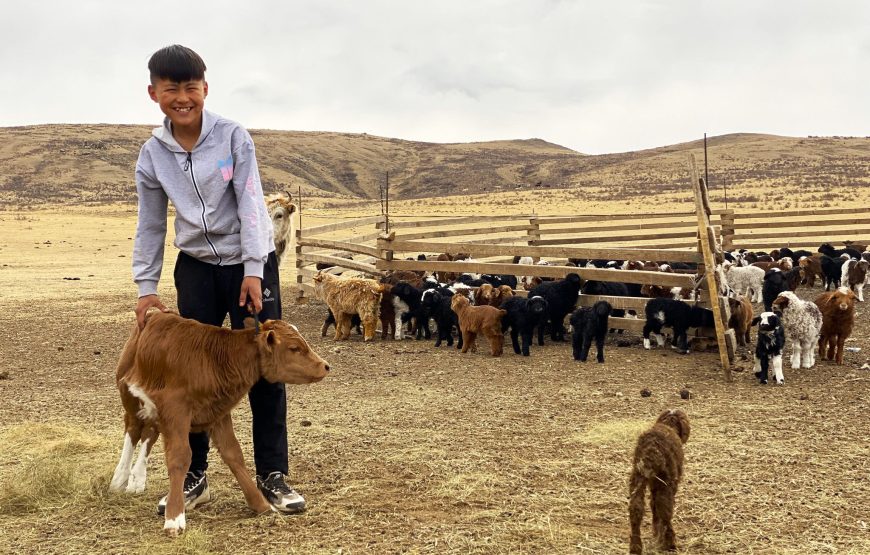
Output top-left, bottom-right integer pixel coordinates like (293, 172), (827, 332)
(132, 110), (274, 297)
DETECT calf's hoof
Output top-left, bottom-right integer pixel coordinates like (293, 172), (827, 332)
(163, 513), (186, 537)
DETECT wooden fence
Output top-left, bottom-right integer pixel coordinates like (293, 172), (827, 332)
(291, 167), (869, 382)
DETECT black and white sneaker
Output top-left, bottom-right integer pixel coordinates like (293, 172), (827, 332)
(156, 471), (211, 516)
(257, 471), (306, 514)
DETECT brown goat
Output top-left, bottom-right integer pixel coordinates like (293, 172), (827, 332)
(628, 409), (691, 555)
(752, 258), (793, 272)
(382, 270), (424, 289)
(450, 294), (506, 356)
(490, 284), (514, 307)
(474, 283), (495, 306)
(813, 287), (857, 364)
(799, 256), (822, 287)
(727, 295), (754, 346)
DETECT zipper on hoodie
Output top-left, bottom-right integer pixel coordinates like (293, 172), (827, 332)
(185, 152), (222, 264)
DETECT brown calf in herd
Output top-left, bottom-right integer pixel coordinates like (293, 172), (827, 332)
(814, 287), (857, 365)
(109, 311), (329, 536)
(727, 295), (754, 346)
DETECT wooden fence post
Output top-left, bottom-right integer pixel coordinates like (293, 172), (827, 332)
(720, 209), (735, 250)
(690, 154), (733, 381)
(295, 227), (305, 302)
(527, 217), (541, 247)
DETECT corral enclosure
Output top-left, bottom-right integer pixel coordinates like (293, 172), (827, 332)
(1, 160), (870, 553)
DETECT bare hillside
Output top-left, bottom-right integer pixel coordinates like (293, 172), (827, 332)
(1, 123), (869, 206)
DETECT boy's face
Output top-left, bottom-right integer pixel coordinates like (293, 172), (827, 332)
(148, 78), (208, 131)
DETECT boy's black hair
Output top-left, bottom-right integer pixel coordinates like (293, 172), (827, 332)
(148, 45), (207, 84)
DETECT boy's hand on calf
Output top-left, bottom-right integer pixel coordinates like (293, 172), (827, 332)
(240, 276), (263, 314)
(136, 295), (168, 329)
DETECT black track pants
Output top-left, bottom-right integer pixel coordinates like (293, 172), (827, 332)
(174, 250), (288, 477)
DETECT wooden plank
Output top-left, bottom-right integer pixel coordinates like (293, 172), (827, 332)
(690, 155), (731, 380)
(375, 259), (696, 287)
(575, 294), (699, 311)
(298, 253), (383, 276)
(533, 212), (701, 225)
(380, 238), (703, 263)
(729, 236), (870, 250)
(734, 227), (870, 240)
(732, 206), (868, 219)
(297, 237), (380, 258)
(532, 230), (697, 245)
(397, 223), (536, 241)
(537, 220), (698, 235)
(731, 217), (870, 230)
(384, 214), (533, 229)
(302, 215), (385, 236)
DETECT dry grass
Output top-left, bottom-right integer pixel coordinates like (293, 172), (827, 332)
(1, 206), (870, 554)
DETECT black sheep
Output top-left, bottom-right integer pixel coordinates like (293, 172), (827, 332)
(570, 301), (612, 363)
(642, 298), (714, 354)
(819, 254), (843, 291)
(751, 311), (786, 385)
(528, 273), (582, 342)
(778, 247), (813, 265)
(761, 269), (788, 311)
(501, 295), (549, 356)
(482, 274), (519, 289)
(391, 282), (430, 339)
(321, 309), (362, 337)
(420, 288), (462, 348)
(819, 243), (862, 260)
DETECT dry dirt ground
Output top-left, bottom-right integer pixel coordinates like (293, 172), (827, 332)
(1, 210), (870, 554)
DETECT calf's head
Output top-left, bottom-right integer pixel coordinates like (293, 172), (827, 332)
(249, 319), (330, 384)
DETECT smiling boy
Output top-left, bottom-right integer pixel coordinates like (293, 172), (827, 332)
(132, 44), (305, 515)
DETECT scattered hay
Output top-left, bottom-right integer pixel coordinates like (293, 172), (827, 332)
(0, 422), (115, 514)
(573, 419), (647, 446)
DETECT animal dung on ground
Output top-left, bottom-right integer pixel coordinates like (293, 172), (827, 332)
(0, 371), (10, 380)
(300, 420), (312, 427)
(679, 389), (692, 399)
(640, 388), (652, 397)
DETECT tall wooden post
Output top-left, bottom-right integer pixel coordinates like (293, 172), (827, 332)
(689, 154), (732, 381)
(295, 185), (305, 302)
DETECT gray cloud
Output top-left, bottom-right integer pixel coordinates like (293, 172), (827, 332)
(2, 0), (868, 153)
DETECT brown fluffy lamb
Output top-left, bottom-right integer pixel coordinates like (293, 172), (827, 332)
(490, 284), (514, 307)
(313, 272), (383, 341)
(727, 295), (754, 346)
(799, 255), (822, 288)
(813, 287), (857, 364)
(628, 409), (690, 555)
(450, 294), (507, 356)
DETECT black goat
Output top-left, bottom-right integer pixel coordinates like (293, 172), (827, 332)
(642, 298), (714, 354)
(321, 309), (362, 337)
(501, 295), (549, 356)
(420, 288), (462, 349)
(819, 243), (862, 260)
(819, 255), (843, 291)
(570, 301), (612, 362)
(528, 273), (582, 342)
(762, 269), (788, 312)
(391, 282), (430, 339)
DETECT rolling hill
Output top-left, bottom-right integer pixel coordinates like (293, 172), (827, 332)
(1, 124), (869, 207)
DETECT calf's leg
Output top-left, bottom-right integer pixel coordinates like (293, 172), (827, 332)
(163, 425), (193, 536)
(210, 415), (272, 514)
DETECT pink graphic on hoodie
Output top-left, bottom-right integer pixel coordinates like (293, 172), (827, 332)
(218, 157), (234, 181)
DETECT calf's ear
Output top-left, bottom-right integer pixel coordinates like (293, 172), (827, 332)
(751, 316), (761, 327)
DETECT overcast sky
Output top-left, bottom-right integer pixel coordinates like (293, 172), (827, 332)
(2, 1), (868, 154)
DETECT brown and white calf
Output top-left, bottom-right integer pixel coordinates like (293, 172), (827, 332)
(109, 311), (329, 536)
